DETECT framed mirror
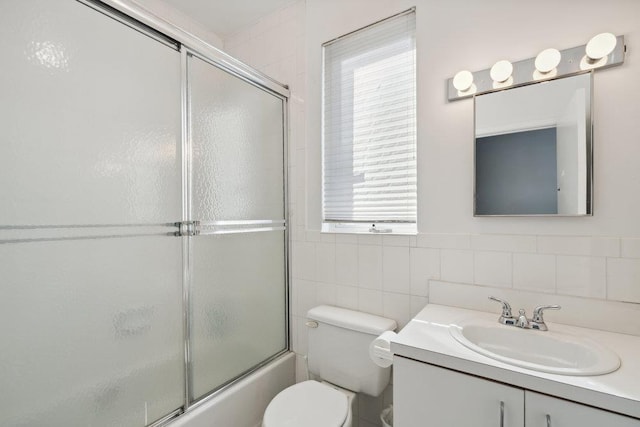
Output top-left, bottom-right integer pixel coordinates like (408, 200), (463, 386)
(474, 73), (592, 216)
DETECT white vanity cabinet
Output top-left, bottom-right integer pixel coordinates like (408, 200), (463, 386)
(525, 391), (640, 427)
(394, 357), (525, 427)
(394, 357), (640, 427)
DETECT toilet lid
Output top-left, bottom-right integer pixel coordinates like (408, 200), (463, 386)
(263, 380), (349, 427)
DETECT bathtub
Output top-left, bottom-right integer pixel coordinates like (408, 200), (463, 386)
(167, 353), (295, 427)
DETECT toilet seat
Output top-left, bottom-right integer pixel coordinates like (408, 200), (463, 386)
(262, 380), (349, 427)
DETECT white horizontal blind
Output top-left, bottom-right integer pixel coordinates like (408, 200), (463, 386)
(322, 10), (416, 224)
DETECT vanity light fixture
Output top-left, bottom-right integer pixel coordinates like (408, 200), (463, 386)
(490, 60), (513, 83)
(534, 48), (561, 73)
(586, 32), (617, 60)
(447, 33), (625, 101)
(452, 70), (474, 91)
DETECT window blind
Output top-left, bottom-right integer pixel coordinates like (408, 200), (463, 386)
(322, 10), (417, 224)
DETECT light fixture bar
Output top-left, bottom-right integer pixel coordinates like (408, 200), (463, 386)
(447, 35), (625, 101)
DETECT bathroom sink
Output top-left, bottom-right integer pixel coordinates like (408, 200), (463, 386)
(449, 319), (621, 376)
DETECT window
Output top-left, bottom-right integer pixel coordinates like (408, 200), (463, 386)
(322, 9), (417, 234)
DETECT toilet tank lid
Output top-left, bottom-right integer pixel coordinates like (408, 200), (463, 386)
(307, 305), (397, 335)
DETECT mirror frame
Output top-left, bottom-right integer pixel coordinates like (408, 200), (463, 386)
(473, 72), (593, 217)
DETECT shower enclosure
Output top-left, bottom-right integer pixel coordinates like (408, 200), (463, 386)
(0, 1), (288, 426)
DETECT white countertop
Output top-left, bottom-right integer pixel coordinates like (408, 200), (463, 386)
(390, 304), (640, 419)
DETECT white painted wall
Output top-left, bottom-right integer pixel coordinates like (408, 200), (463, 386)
(306, 0), (640, 237)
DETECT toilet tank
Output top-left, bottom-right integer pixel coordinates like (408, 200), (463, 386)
(306, 305), (397, 396)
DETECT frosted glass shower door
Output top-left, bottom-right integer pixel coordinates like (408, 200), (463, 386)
(188, 55), (287, 401)
(0, 1), (184, 425)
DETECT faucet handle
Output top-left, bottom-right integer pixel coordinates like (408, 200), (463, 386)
(532, 305), (561, 323)
(488, 296), (513, 318)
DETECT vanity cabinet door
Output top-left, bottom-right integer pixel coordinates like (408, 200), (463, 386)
(525, 391), (640, 427)
(394, 357), (525, 427)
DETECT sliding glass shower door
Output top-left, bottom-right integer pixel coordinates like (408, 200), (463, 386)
(0, 1), (184, 425)
(1, 1), (288, 425)
(187, 55), (287, 402)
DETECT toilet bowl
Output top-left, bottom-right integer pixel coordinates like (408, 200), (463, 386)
(262, 306), (397, 427)
(262, 380), (355, 427)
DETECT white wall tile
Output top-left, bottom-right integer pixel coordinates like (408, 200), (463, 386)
(315, 242), (335, 283)
(295, 279), (317, 316)
(474, 251), (512, 288)
(410, 296), (429, 317)
(417, 233), (471, 249)
(335, 233), (358, 244)
(537, 236), (620, 257)
(295, 162), (306, 226)
(316, 282), (337, 306)
(556, 256), (606, 298)
(319, 233), (336, 243)
(513, 253), (556, 293)
(296, 147), (306, 174)
(358, 234), (383, 246)
(293, 241), (315, 280)
(587, 237), (621, 257)
(358, 289), (383, 316)
(382, 246), (410, 294)
(383, 292), (411, 329)
(335, 243), (358, 286)
(336, 285), (359, 310)
(440, 249), (473, 284)
(382, 234), (412, 247)
(289, 314), (298, 353)
(296, 316), (309, 355)
(471, 234), (536, 253)
(621, 238), (640, 258)
(410, 247), (439, 297)
(607, 258), (640, 303)
(429, 280), (505, 316)
(305, 230), (322, 242)
(358, 245), (383, 290)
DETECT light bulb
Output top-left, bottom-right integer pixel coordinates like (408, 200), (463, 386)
(490, 60), (513, 83)
(453, 70), (474, 91)
(586, 33), (617, 60)
(535, 48), (561, 73)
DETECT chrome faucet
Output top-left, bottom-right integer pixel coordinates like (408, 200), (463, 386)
(516, 309), (529, 328)
(488, 296), (516, 326)
(489, 297), (560, 331)
(530, 304), (562, 331)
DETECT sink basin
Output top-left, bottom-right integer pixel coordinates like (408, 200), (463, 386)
(449, 319), (620, 376)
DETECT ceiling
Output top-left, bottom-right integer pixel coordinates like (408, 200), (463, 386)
(160, 0), (295, 37)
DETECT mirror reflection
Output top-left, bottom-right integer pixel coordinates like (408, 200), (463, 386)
(474, 73), (592, 216)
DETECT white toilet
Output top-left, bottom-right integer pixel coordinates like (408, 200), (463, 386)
(263, 305), (397, 427)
